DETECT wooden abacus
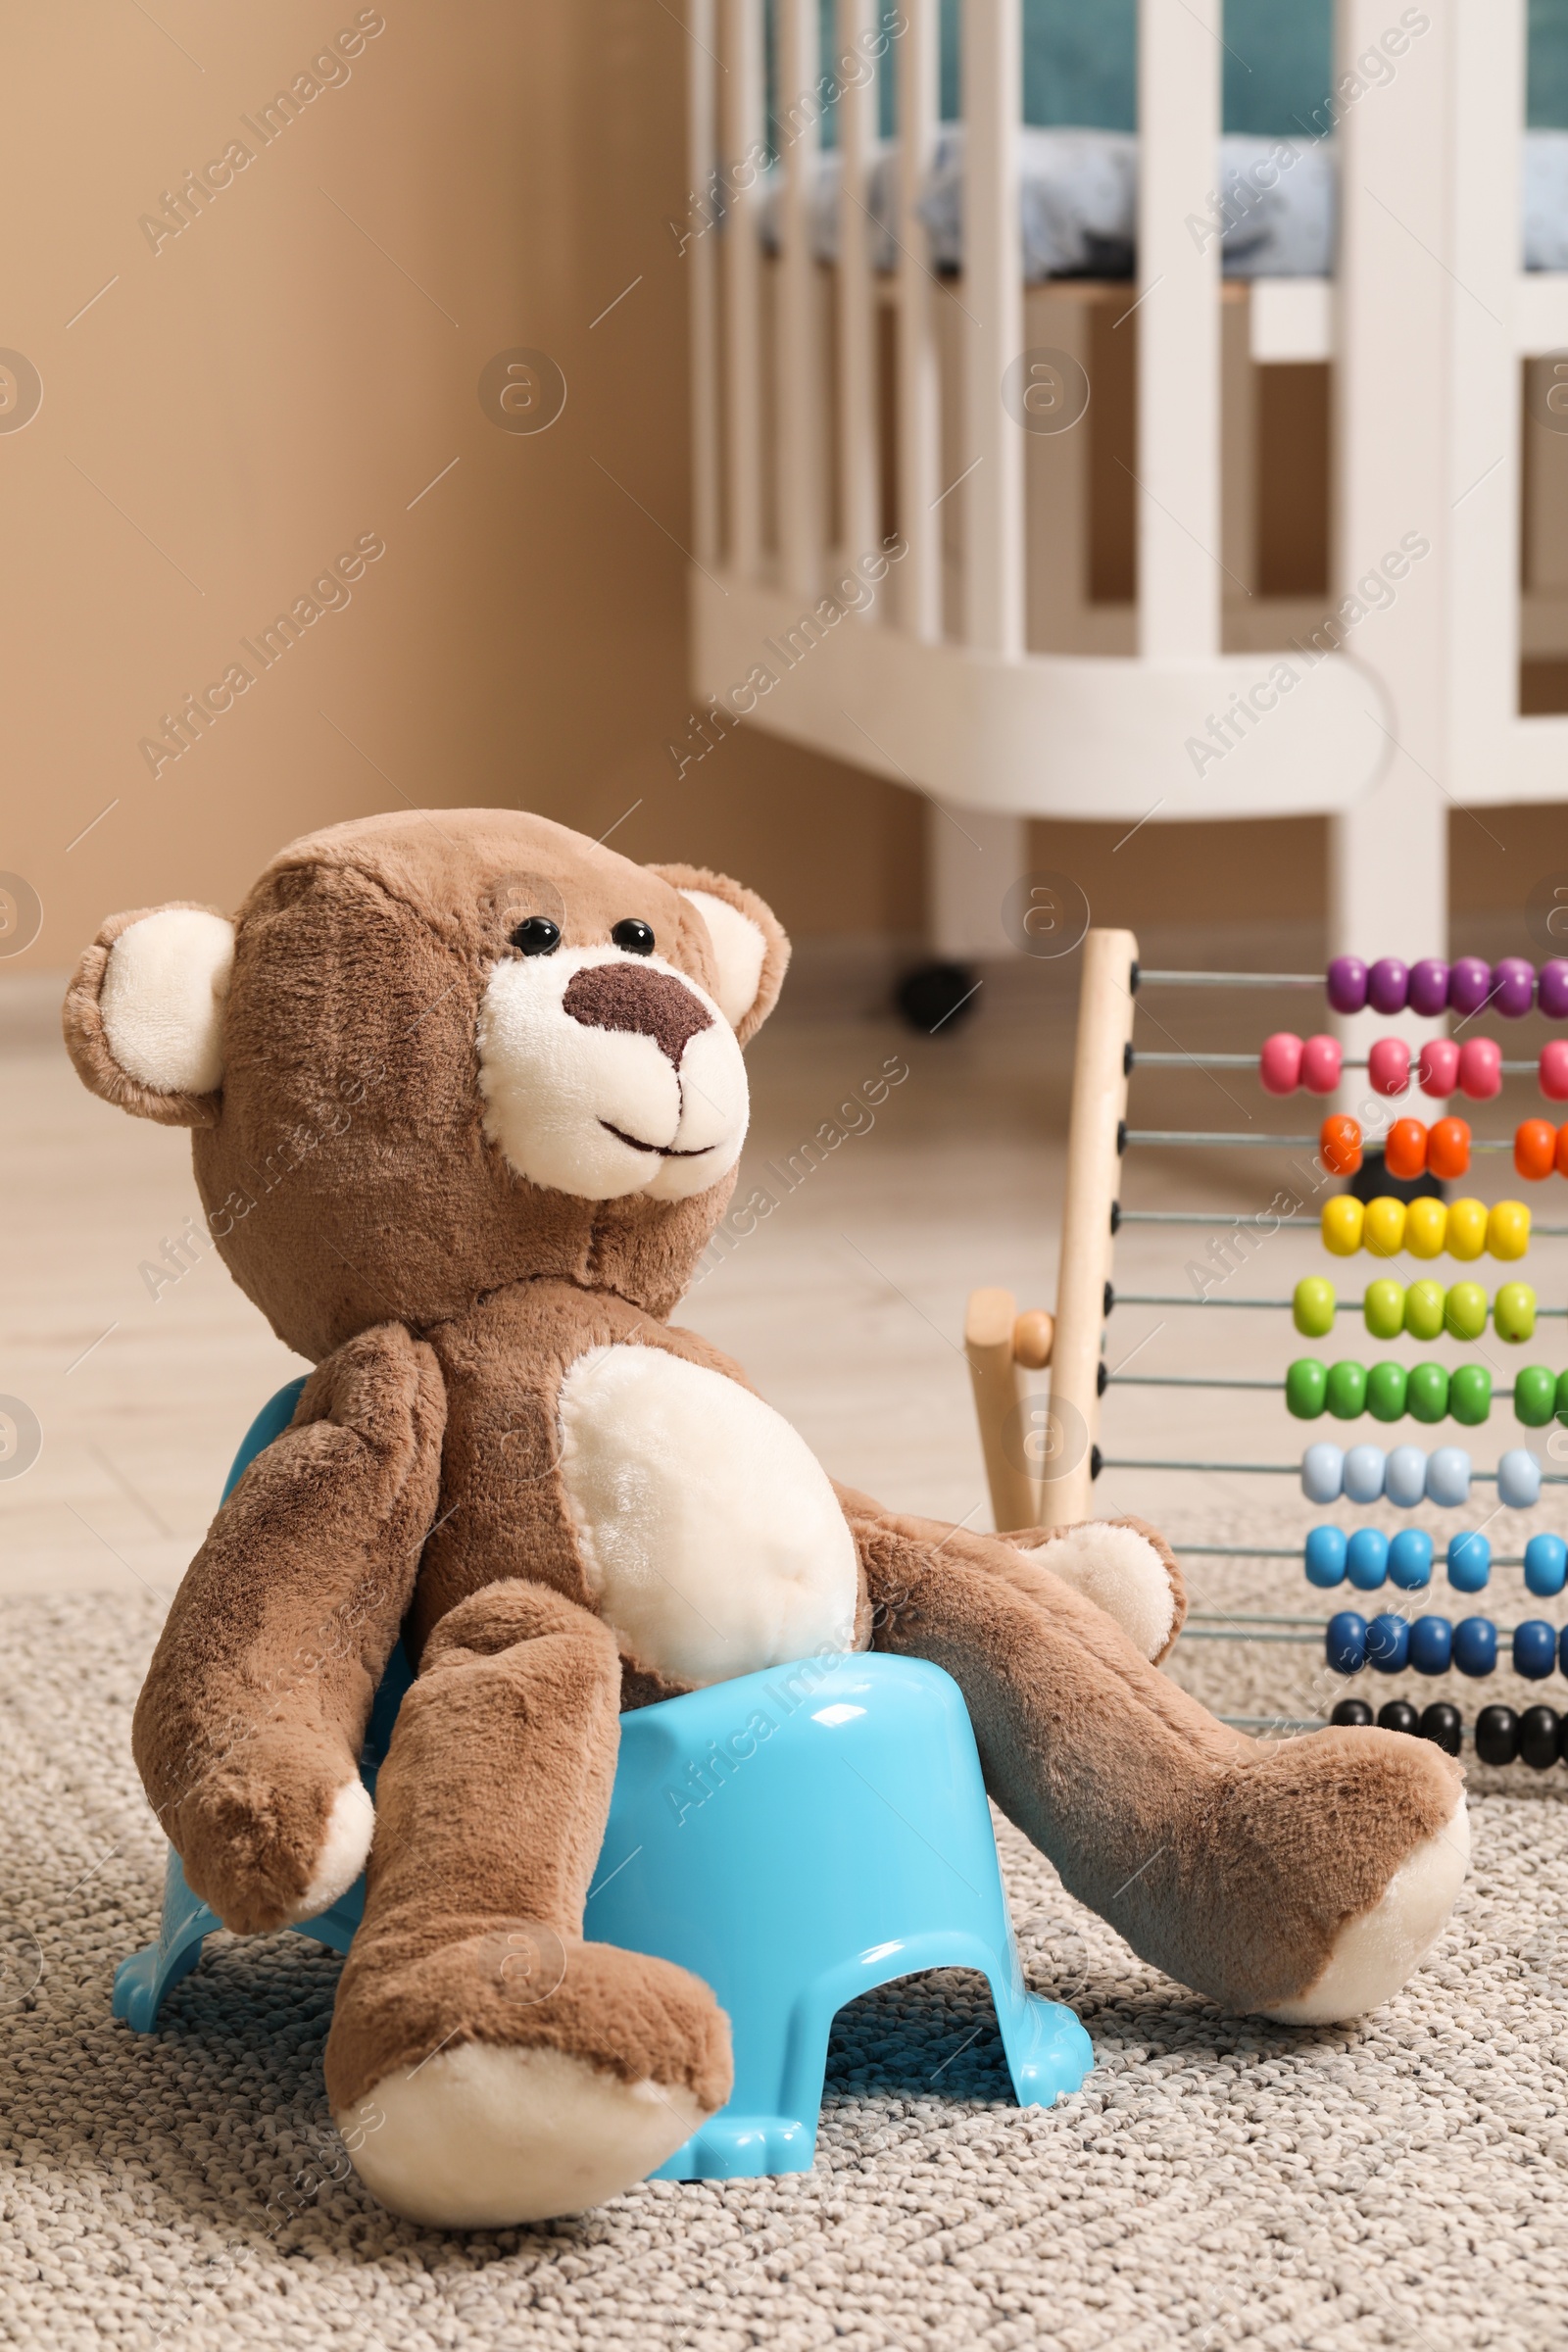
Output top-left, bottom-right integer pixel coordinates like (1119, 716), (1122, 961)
(964, 930), (1568, 1766)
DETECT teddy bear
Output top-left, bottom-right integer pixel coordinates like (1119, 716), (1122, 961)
(64, 808), (1469, 2230)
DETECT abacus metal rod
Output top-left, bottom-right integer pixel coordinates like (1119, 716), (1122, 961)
(1106, 1372), (1279, 1389)
(1111, 1208), (1568, 1234)
(1131, 1052), (1543, 1074)
(1175, 1542), (1537, 1566)
(1135, 969), (1323, 988)
(1188, 1611), (1547, 1634)
(1221, 1714), (1483, 1743)
(1099, 1455), (1568, 1484)
(1123, 1128), (1525, 1151)
(1111, 1290), (1568, 1313)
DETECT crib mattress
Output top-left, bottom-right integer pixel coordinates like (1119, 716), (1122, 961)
(757, 124), (1568, 280)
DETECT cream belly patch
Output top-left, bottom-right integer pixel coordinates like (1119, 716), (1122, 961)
(557, 1344), (858, 1687)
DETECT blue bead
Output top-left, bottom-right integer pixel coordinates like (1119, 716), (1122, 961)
(1446, 1531), (1492, 1592)
(1408, 1615), (1453, 1675)
(1301, 1444), (1345, 1504)
(1344, 1445), (1388, 1505)
(1385, 1446), (1428, 1509)
(1452, 1616), (1498, 1677)
(1497, 1447), (1544, 1510)
(1388, 1529), (1435, 1591)
(1526, 1533), (1568, 1597)
(1560, 1625), (1568, 1679)
(1367, 1612), (1410, 1672)
(1513, 1619), (1558, 1680)
(1426, 1446), (1472, 1508)
(1346, 1528), (1389, 1591)
(1304, 1525), (1348, 1589)
(1326, 1611), (1368, 1674)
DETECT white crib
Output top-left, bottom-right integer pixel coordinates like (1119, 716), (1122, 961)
(683, 0), (1568, 978)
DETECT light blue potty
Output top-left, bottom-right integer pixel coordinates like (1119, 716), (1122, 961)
(115, 1382), (1093, 2181)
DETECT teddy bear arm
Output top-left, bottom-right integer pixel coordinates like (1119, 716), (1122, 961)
(133, 1323), (446, 1935)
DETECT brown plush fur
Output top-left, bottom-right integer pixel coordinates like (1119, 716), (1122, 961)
(67, 808), (1466, 2223)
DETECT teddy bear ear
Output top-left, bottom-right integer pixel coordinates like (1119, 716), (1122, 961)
(649, 863), (791, 1045)
(63, 904), (235, 1127)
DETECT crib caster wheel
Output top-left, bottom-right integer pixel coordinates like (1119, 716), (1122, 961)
(896, 961), (979, 1036)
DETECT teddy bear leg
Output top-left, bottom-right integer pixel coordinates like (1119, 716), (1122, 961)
(854, 1513), (1467, 2022)
(324, 1580), (731, 2229)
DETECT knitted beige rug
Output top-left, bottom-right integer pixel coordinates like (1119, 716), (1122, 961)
(4, 1584), (1565, 2352)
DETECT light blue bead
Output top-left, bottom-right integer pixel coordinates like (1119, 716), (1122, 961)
(1343, 1445), (1388, 1505)
(1452, 1615), (1498, 1677)
(1425, 1446), (1471, 1508)
(1446, 1531), (1492, 1592)
(1303, 1525), (1348, 1588)
(1496, 1447), (1543, 1510)
(1346, 1528), (1389, 1591)
(1367, 1612), (1410, 1672)
(1388, 1529), (1435, 1591)
(1525, 1532), (1568, 1597)
(1408, 1615), (1452, 1675)
(1301, 1444), (1345, 1504)
(1385, 1446), (1428, 1509)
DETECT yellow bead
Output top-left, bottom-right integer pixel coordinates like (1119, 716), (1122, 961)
(1321, 1197), (1365, 1256)
(1446, 1198), (1489, 1261)
(1363, 1197), (1407, 1258)
(1488, 1200), (1532, 1261)
(1404, 1197), (1448, 1259)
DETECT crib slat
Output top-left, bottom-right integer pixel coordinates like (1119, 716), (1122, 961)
(1136, 0), (1221, 658)
(778, 0), (823, 597)
(837, 0), (879, 573)
(897, 0), (941, 640)
(722, 0), (764, 582)
(962, 0), (1024, 656)
(687, 0), (720, 565)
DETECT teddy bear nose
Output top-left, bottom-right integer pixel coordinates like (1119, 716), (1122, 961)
(563, 960), (714, 1067)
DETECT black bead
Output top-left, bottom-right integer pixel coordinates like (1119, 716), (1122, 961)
(1520, 1703), (1560, 1770)
(511, 916), (561, 956)
(1418, 1702), (1463, 1757)
(1474, 1703), (1520, 1765)
(1332, 1698), (1374, 1727)
(611, 918), (656, 955)
(1377, 1699), (1420, 1737)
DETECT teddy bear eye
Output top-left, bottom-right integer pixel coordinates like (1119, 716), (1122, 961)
(611, 919), (656, 955)
(510, 916), (561, 956)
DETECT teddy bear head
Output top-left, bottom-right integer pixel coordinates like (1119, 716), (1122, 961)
(64, 808), (789, 1357)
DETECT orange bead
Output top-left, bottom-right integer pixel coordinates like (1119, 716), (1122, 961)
(1320, 1113), (1362, 1176)
(1428, 1116), (1472, 1180)
(1558, 1123), (1568, 1179)
(1516, 1118), (1557, 1182)
(1384, 1118), (1428, 1180)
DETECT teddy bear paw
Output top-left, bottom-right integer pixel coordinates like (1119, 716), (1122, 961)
(1257, 1793), (1470, 2023)
(176, 1764), (375, 1936)
(1009, 1515), (1186, 1662)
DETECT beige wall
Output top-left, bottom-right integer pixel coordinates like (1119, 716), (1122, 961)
(0, 0), (924, 976)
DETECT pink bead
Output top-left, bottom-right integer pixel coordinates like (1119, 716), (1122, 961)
(1259, 1032), (1304, 1094)
(1367, 1037), (1411, 1097)
(1418, 1038), (1461, 1097)
(1458, 1037), (1502, 1101)
(1299, 1034), (1342, 1094)
(1542, 1040), (1568, 1102)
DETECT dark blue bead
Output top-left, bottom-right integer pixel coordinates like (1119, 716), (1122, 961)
(1408, 1616), (1452, 1676)
(1452, 1616), (1498, 1677)
(1326, 1612), (1368, 1674)
(1513, 1620), (1558, 1680)
(1367, 1613), (1410, 1672)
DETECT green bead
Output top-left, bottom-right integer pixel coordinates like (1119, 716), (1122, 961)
(1326, 1359), (1368, 1420)
(1404, 1280), (1446, 1343)
(1365, 1361), (1408, 1422)
(1363, 1280), (1406, 1342)
(1556, 1369), (1568, 1427)
(1494, 1282), (1538, 1345)
(1407, 1362), (1450, 1424)
(1449, 1364), (1493, 1425)
(1515, 1366), (1557, 1427)
(1285, 1357), (1328, 1419)
(1446, 1282), (1489, 1343)
(1294, 1277), (1336, 1340)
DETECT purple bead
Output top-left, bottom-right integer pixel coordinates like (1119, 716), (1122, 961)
(1326, 956), (1368, 1014)
(1448, 956), (1493, 1017)
(1407, 957), (1450, 1018)
(1541, 959), (1568, 1020)
(1368, 956), (1409, 1015)
(1493, 955), (1536, 1018)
